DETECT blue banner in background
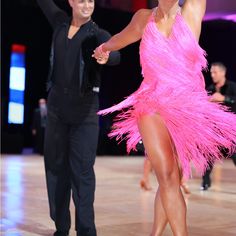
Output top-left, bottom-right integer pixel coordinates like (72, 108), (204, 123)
(8, 45), (26, 124)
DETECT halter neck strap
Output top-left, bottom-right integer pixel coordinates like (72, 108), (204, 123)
(153, 6), (182, 18)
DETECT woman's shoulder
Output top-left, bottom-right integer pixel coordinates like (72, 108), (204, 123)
(131, 8), (153, 30)
(133, 8), (153, 20)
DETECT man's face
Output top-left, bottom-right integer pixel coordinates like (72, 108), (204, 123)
(210, 66), (226, 84)
(69, 0), (95, 19)
(39, 99), (46, 107)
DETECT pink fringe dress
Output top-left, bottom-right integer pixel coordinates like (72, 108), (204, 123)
(98, 9), (236, 178)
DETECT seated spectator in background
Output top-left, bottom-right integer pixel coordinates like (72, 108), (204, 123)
(201, 62), (236, 190)
(208, 62), (236, 112)
(32, 98), (47, 155)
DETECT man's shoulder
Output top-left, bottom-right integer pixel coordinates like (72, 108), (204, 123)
(226, 80), (236, 87)
(89, 23), (113, 42)
(90, 22), (109, 35)
(207, 83), (215, 91)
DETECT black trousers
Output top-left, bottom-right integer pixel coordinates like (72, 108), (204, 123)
(44, 107), (98, 236)
(34, 127), (45, 155)
(202, 164), (213, 186)
(202, 154), (236, 186)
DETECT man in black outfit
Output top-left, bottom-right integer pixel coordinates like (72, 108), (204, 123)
(201, 62), (236, 190)
(36, 0), (120, 235)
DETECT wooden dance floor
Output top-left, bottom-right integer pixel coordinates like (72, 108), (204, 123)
(1, 155), (236, 236)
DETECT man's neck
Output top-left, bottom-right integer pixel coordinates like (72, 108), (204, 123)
(71, 16), (91, 27)
(215, 78), (226, 89)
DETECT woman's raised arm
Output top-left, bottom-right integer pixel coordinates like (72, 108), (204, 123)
(182, 0), (206, 40)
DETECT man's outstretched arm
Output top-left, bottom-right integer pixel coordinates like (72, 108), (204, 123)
(36, 0), (68, 29)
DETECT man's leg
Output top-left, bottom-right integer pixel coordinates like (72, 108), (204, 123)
(201, 163), (213, 190)
(44, 110), (71, 235)
(230, 153), (236, 166)
(69, 120), (98, 236)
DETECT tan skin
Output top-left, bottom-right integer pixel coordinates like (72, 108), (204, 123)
(93, 1), (206, 235)
(140, 158), (191, 194)
(140, 158), (153, 191)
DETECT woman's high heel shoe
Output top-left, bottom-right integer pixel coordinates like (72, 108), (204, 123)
(181, 183), (191, 194)
(140, 179), (152, 191)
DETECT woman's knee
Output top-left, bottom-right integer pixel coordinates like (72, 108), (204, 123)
(156, 164), (180, 188)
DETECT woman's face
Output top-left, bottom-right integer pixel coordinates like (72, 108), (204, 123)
(69, 0), (95, 19)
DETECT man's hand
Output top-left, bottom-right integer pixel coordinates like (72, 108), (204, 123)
(210, 92), (225, 103)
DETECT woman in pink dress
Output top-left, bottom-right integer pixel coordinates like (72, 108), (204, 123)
(93, 0), (236, 235)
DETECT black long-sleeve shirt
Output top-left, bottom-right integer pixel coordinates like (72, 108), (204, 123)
(37, 0), (120, 123)
(207, 80), (236, 113)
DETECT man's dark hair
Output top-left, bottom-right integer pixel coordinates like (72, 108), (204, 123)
(211, 62), (227, 72)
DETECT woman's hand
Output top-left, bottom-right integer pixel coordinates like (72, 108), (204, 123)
(92, 43), (110, 64)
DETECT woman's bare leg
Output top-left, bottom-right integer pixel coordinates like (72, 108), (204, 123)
(178, 166), (191, 194)
(140, 158), (153, 190)
(181, 179), (191, 194)
(151, 188), (168, 236)
(138, 114), (188, 236)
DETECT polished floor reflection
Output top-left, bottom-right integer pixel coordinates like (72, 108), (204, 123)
(1, 155), (236, 236)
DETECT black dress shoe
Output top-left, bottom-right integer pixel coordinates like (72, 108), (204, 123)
(200, 184), (209, 191)
(53, 231), (69, 236)
(201, 177), (212, 191)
